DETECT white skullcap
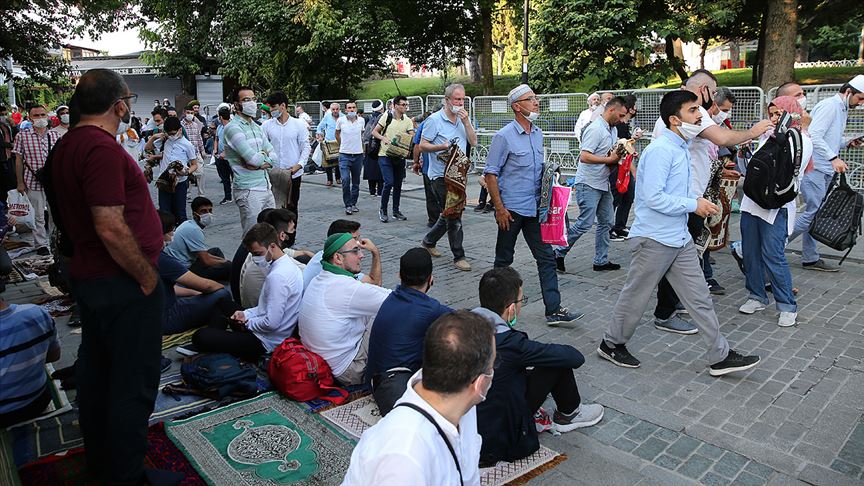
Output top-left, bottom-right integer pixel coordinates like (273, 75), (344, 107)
(849, 75), (864, 93)
(508, 84), (533, 104)
(589, 92), (600, 100)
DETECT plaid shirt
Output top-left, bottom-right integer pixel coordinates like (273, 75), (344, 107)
(12, 129), (60, 191)
(181, 118), (205, 157)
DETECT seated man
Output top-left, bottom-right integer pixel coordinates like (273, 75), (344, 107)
(164, 196), (232, 282)
(239, 209), (313, 307)
(472, 267), (604, 465)
(0, 280), (61, 427)
(343, 310), (492, 485)
(191, 223), (303, 361)
(299, 232), (390, 385)
(366, 248), (452, 416)
(157, 211), (234, 335)
(230, 208), (274, 303)
(302, 219), (377, 290)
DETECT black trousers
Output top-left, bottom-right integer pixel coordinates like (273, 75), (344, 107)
(325, 166), (341, 183)
(192, 307), (266, 362)
(609, 170), (635, 232)
(215, 157), (233, 201)
(0, 383), (51, 428)
(371, 370), (413, 417)
(368, 180), (383, 196)
(72, 275), (164, 484)
(525, 366), (581, 416)
(422, 173), (441, 225)
(190, 247), (232, 283)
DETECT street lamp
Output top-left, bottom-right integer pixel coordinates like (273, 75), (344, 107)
(521, 0), (529, 84)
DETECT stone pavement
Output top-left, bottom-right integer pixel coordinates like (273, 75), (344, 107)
(6, 165), (864, 486)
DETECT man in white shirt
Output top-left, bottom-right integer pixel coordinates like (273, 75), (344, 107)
(299, 232), (390, 385)
(295, 105), (313, 128)
(342, 310), (494, 486)
(191, 223), (303, 361)
(573, 92), (600, 141)
(263, 92), (310, 215)
(144, 116), (199, 224)
(302, 219), (378, 290)
(336, 101), (366, 215)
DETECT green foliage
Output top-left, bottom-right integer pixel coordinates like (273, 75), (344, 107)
(808, 19), (863, 61)
(351, 74), (599, 99)
(492, 0), (521, 75)
(650, 66), (864, 89)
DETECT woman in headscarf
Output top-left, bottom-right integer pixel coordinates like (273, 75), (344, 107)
(737, 96), (813, 328)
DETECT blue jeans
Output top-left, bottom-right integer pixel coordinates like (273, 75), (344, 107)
(158, 179), (189, 224)
(494, 212), (561, 315)
(378, 156), (405, 212)
(789, 170), (832, 264)
(339, 153), (363, 208)
(741, 210), (797, 312)
(555, 183), (613, 265)
(163, 288), (233, 335)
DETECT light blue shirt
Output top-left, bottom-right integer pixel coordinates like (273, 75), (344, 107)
(483, 120), (544, 217)
(316, 112), (341, 141)
(413, 121), (432, 174)
(423, 109), (468, 180)
(809, 94), (849, 174)
(164, 219), (207, 268)
(629, 128), (699, 248)
(574, 116), (615, 191)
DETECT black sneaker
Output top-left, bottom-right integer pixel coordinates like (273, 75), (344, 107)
(36, 247), (51, 256)
(545, 307), (585, 326)
(706, 278), (726, 295)
(219, 198), (232, 205)
(483, 203), (494, 213)
(379, 209), (389, 223)
(556, 257), (566, 273)
(609, 229), (626, 242)
(474, 202), (486, 212)
(709, 349), (760, 377)
(345, 207), (353, 215)
(176, 344), (199, 357)
(597, 340), (641, 368)
(392, 210), (407, 221)
(593, 262), (621, 271)
(160, 356), (172, 373)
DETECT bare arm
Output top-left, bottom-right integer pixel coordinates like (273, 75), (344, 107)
(335, 128), (341, 145)
(700, 120), (773, 147)
(486, 174), (515, 231)
(194, 250), (228, 267)
(458, 110), (478, 146)
(358, 238), (382, 286)
(92, 205), (158, 294)
(580, 149), (620, 165)
(186, 157), (198, 175)
(176, 270), (224, 293)
(46, 345), (61, 363)
(419, 138), (449, 153)
(15, 154), (24, 192)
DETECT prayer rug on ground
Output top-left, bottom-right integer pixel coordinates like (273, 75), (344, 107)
(162, 329), (197, 350)
(0, 430), (21, 486)
(166, 392), (355, 485)
(153, 369), (273, 425)
(301, 383), (370, 413)
(320, 395), (566, 486)
(6, 364), (73, 430)
(16, 423), (204, 486)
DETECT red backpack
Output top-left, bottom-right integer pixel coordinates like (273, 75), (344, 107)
(268, 338), (349, 404)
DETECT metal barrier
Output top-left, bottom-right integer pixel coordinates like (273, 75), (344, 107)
(387, 96), (425, 119)
(355, 99), (383, 114)
(296, 101), (324, 127)
(536, 93), (589, 133)
(473, 96), (513, 132)
(727, 87), (765, 131)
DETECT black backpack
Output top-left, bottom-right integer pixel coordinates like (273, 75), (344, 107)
(808, 173), (863, 265)
(742, 115), (802, 210)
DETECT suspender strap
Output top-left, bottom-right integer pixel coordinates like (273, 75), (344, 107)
(395, 402), (463, 486)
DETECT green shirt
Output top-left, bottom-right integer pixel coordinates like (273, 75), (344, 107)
(223, 116), (276, 190)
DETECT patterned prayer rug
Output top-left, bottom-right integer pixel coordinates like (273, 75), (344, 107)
(162, 329), (197, 350)
(321, 395), (566, 486)
(166, 392), (355, 485)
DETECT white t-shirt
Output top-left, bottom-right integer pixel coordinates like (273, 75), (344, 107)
(341, 370), (482, 486)
(298, 270), (391, 376)
(160, 135), (196, 183)
(336, 116), (366, 155)
(653, 106), (716, 196)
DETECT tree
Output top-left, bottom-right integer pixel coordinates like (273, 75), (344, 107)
(492, 0), (520, 76)
(759, 0), (797, 90)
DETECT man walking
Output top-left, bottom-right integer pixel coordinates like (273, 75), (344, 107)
(213, 103), (233, 205)
(336, 101), (366, 215)
(371, 95), (414, 223)
(181, 102), (207, 196)
(419, 84), (477, 271)
(485, 84), (585, 325)
(263, 92), (309, 214)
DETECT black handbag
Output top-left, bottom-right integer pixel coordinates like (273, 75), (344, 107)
(808, 172), (863, 265)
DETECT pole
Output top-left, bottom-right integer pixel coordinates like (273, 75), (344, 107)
(521, 0), (529, 84)
(5, 58), (15, 107)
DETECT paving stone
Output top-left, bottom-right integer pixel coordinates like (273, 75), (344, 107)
(829, 459), (861, 478)
(653, 428), (680, 442)
(732, 471), (768, 486)
(611, 436), (639, 453)
(653, 454), (681, 471)
(713, 451), (749, 478)
(591, 421), (631, 445)
(666, 436), (701, 460)
(698, 443), (727, 460)
(677, 454), (713, 479)
(625, 421), (660, 442)
(632, 437), (670, 461)
(702, 472), (732, 486)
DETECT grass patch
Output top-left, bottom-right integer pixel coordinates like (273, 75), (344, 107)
(650, 66), (864, 89)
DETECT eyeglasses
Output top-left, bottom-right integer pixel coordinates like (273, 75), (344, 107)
(241, 96), (258, 103)
(118, 94), (138, 105)
(337, 247), (363, 256)
(517, 96), (540, 103)
(514, 295), (528, 305)
(397, 103), (409, 107)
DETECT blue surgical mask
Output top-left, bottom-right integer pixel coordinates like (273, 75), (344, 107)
(347, 111), (357, 119)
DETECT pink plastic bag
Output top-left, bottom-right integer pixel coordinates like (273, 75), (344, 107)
(540, 185), (570, 246)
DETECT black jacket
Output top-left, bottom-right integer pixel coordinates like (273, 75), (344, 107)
(471, 307), (585, 463)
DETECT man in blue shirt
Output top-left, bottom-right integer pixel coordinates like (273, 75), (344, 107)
(316, 102), (342, 186)
(599, 90), (760, 377)
(788, 75), (864, 271)
(553, 97), (628, 273)
(366, 248), (451, 416)
(484, 84), (585, 326)
(411, 116), (441, 227)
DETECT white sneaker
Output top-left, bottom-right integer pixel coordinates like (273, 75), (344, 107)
(552, 403), (604, 433)
(738, 299), (766, 315)
(778, 311), (797, 327)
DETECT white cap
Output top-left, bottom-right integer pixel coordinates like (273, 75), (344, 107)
(849, 75), (864, 93)
(508, 84), (533, 104)
(217, 102), (231, 111)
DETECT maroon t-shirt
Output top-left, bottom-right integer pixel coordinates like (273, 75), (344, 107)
(52, 125), (162, 280)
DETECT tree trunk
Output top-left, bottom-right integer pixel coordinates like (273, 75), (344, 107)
(752, 2), (769, 86)
(858, 24), (864, 65)
(480, 1), (494, 95)
(468, 51), (482, 83)
(796, 38), (810, 63)
(729, 40), (740, 69)
(699, 38), (709, 70)
(665, 36), (689, 83)
(760, 0), (797, 91)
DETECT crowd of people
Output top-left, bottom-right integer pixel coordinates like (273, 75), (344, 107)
(0, 67), (862, 485)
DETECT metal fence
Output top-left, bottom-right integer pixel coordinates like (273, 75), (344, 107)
(355, 98), (383, 114)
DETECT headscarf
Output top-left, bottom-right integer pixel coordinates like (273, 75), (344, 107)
(321, 232), (357, 277)
(769, 95), (813, 172)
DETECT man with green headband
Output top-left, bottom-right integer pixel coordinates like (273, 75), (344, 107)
(299, 232), (391, 385)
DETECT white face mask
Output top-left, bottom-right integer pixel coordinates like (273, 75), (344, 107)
(711, 111), (729, 124)
(797, 96), (807, 110)
(185, 114), (194, 122)
(678, 121), (703, 140)
(450, 104), (462, 115)
(271, 109), (282, 120)
(60, 114), (70, 124)
(252, 252), (271, 269)
(522, 108), (539, 122)
(241, 101), (258, 117)
(197, 212), (213, 227)
(33, 118), (49, 129)
(116, 121), (129, 136)
(477, 372), (494, 402)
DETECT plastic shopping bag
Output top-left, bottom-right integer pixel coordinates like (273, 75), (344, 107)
(540, 185), (571, 246)
(7, 190), (35, 229)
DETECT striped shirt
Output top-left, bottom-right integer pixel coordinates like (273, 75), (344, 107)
(12, 129), (61, 191)
(223, 116), (276, 190)
(181, 117), (206, 157)
(0, 304), (59, 414)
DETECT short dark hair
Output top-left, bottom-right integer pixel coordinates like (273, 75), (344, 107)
(152, 107), (168, 119)
(218, 106), (231, 120)
(158, 210), (175, 234)
(393, 95), (408, 106)
(660, 90), (699, 128)
(191, 196), (213, 212)
(0, 105), (7, 114)
(26, 103), (44, 114)
(71, 69), (129, 116)
(327, 219), (361, 236)
(264, 209), (298, 233)
(256, 208), (275, 224)
(776, 82), (800, 97)
(266, 91), (289, 107)
(399, 248), (433, 287)
(163, 116), (181, 132)
(231, 85), (254, 103)
(479, 267), (523, 315)
(840, 82), (861, 95)
(687, 68), (718, 83)
(422, 310), (495, 394)
(605, 96), (628, 111)
(621, 94), (637, 111)
(242, 223), (278, 250)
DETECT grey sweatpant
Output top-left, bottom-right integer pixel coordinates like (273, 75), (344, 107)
(605, 237), (730, 365)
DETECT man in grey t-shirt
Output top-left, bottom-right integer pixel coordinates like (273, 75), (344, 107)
(554, 97), (628, 273)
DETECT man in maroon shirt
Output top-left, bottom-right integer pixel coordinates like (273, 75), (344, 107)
(51, 69), (176, 485)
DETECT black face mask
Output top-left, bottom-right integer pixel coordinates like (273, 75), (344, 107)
(701, 89), (714, 111)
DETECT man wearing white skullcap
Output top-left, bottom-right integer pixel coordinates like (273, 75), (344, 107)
(574, 92), (602, 141)
(788, 74), (864, 272)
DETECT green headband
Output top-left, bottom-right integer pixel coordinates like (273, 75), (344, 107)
(323, 232), (354, 261)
